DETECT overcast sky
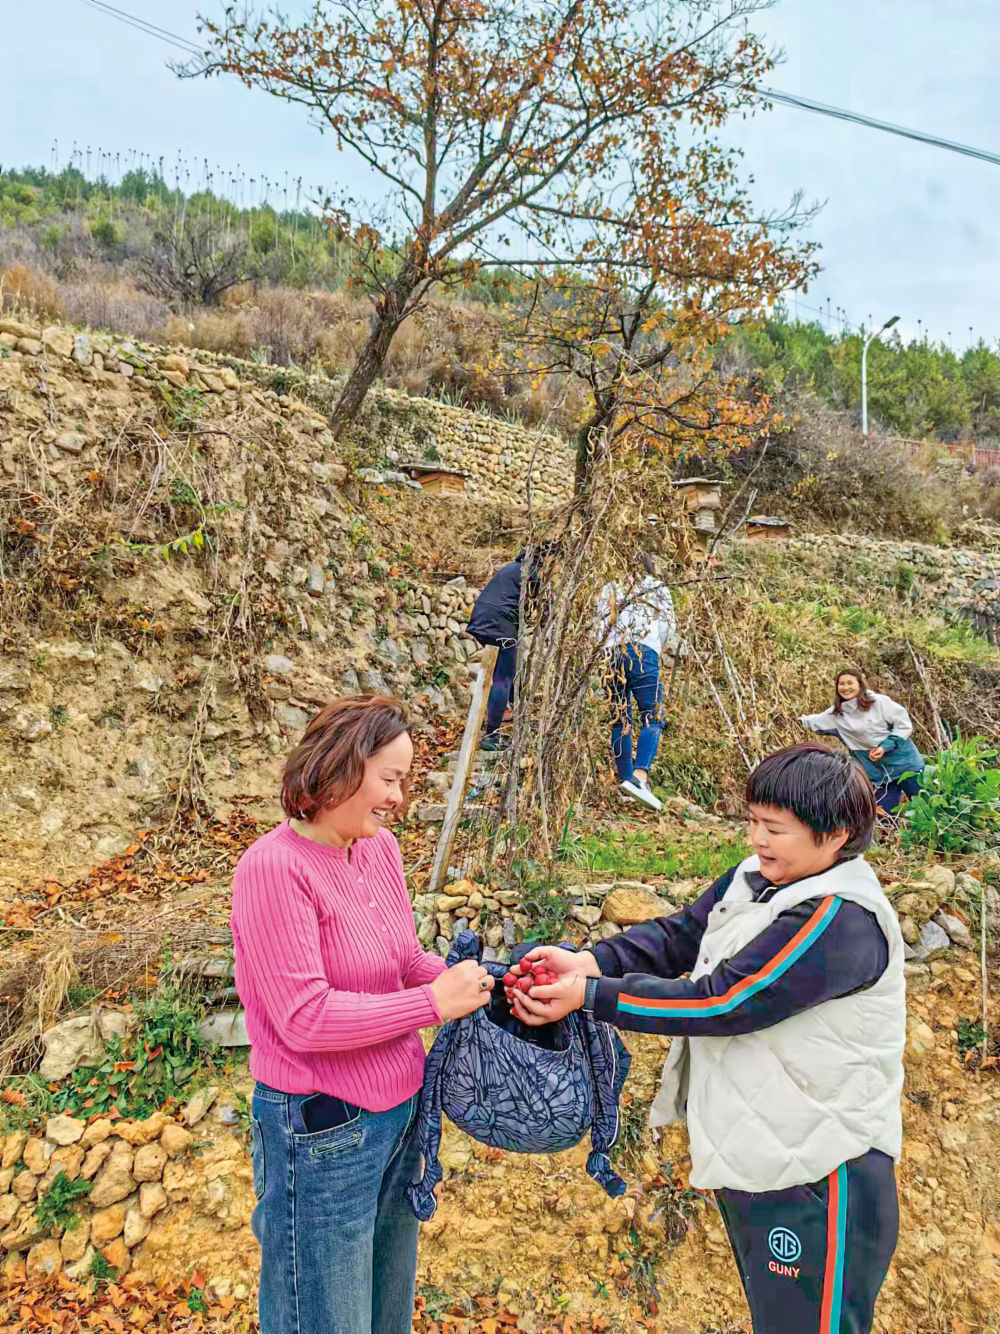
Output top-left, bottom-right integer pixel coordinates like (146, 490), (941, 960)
(4, 0), (999, 349)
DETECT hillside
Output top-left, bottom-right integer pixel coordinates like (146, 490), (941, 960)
(1, 318), (1000, 1331)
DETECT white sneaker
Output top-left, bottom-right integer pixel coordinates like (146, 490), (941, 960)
(619, 778), (662, 811)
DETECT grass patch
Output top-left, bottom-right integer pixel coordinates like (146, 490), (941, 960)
(568, 828), (749, 881)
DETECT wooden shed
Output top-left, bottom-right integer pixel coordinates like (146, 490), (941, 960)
(741, 515), (793, 543)
(400, 462), (470, 495)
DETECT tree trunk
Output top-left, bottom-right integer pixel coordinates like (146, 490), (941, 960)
(329, 270), (419, 438)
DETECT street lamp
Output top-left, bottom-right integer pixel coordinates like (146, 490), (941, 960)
(861, 314), (900, 436)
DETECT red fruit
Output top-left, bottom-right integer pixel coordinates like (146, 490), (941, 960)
(503, 972), (517, 988)
(516, 975), (534, 994)
(540, 973), (558, 986)
(531, 960), (547, 975)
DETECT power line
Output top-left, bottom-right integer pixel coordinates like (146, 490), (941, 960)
(760, 86), (1000, 169)
(76, 0), (200, 54)
(72, 1), (1000, 170)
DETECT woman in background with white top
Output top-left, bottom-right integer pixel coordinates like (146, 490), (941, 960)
(800, 668), (925, 813)
(597, 554), (676, 811)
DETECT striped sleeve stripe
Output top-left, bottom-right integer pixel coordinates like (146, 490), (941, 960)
(615, 895), (843, 1019)
(820, 1163), (848, 1333)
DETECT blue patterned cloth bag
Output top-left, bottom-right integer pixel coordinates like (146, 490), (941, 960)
(407, 930), (631, 1220)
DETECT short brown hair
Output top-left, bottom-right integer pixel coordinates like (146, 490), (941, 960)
(281, 695), (411, 820)
(746, 743), (877, 855)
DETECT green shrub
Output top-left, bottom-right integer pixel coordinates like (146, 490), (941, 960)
(51, 994), (206, 1120)
(35, 1171), (92, 1231)
(901, 737), (1000, 853)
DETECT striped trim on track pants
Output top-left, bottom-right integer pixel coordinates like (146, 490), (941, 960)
(716, 1149), (898, 1334)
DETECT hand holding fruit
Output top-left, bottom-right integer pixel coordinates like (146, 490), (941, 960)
(500, 950), (592, 1027)
(431, 959), (495, 1021)
(510, 972), (587, 1027)
(516, 945), (601, 982)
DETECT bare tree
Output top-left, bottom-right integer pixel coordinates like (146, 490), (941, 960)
(189, 0), (810, 436)
(138, 217), (255, 307)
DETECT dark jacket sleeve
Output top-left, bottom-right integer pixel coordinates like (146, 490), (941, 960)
(590, 868), (736, 980)
(590, 895), (889, 1038)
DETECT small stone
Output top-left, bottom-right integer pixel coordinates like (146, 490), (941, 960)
(2, 1132), (28, 1169)
(0, 318), (41, 341)
(307, 565), (326, 596)
(265, 653), (294, 675)
(0, 1195), (19, 1227)
(160, 352), (189, 374)
(198, 1009), (249, 1047)
(922, 864), (956, 904)
(8, 707), (52, 743)
(132, 1142), (168, 1183)
(159, 1123), (194, 1159)
(123, 1204), (151, 1248)
(39, 1015), (103, 1080)
(275, 704), (311, 732)
(0, 1167), (13, 1193)
(906, 1018), (936, 1058)
(11, 786), (43, 813)
(113, 1113), (168, 1147)
(54, 432), (87, 455)
(64, 1245), (96, 1282)
(23, 1139), (53, 1176)
(81, 1119), (113, 1149)
(603, 886), (672, 926)
(183, 1085), (222, 1128)
(436, 895), (468, 911)
(26, 1238), (63, 1281)
(16, 338), (43, 356)
(60, 1218), (90, 1262)
(89, 1141), (135, 1207)
(90, 1203), (126, 1245)
(47, 1145), (85, 1182)
(72, 334), (93, 367)
(42, 327), (74, 358)
(898, 914), (920, 946)
(138, 1181), (168, 1219)
(81, 1141), (114, 1181)
(571, 904), (603, 927)
(100, 1237), (130, 1276)
(46, 1115), (86, 1147)
(934, 910), (972, 949)
(916, 919), (951, 959)
(12, 1172), (38, 1203)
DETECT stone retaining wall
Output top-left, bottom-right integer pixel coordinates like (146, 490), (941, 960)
(0, 1088), (253, 1291)
(0, 318), (576, 511)
(789, 532), (1000, 619)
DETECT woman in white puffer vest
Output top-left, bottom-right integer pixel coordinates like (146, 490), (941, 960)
(511, 744), (905, 1334)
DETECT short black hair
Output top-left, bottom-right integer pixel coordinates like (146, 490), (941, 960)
(745, 743), (876, 855)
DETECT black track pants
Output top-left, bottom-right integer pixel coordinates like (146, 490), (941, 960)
(716, 1149), (898, 1334)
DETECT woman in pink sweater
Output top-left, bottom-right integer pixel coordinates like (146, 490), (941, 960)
(232, 696), (493, 1334)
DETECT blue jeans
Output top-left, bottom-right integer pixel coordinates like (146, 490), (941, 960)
(484, 642), (517, 735)
(251, 1084), (420, 1334)
(605, 645), (665, 782)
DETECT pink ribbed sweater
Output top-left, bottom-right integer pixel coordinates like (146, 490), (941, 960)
(231, 821), (446, 1111)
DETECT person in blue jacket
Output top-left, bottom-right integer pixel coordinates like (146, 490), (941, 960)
(799, 667), (925, 814)
(467, 548), (545, 751)
(511, 743), (905, 1334)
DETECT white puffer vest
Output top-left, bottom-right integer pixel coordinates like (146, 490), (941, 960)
(649, 855), (905, 1192)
